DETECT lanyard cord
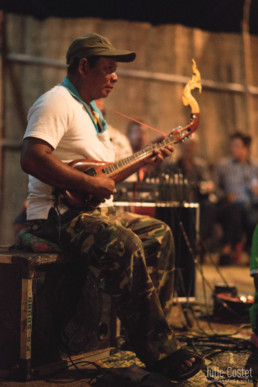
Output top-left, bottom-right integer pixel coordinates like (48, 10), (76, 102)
(105, 106), (167, 137)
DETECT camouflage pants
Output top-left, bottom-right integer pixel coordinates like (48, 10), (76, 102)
(26, 206), (179, 365)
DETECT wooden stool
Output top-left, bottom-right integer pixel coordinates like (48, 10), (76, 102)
(0, 247), (117, 380)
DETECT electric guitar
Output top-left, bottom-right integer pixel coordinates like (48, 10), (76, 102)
(60, 60), (202, 210)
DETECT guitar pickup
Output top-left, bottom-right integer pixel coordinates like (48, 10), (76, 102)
(84, 168), (97, 176)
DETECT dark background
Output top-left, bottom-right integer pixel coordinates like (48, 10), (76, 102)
(1, 0), (258, 35)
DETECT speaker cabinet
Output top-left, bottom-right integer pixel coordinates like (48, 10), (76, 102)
(155, 203), (199, 299)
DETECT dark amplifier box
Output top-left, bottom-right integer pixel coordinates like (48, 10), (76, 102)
(0, 248), (116, 380)
(155, 203), (199, 300)
(114, 201), (199, 301)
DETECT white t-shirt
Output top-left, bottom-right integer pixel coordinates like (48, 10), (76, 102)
(24, 84), (115, 219)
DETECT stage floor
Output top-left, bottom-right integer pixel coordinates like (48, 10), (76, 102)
(0, 258), (256, 386)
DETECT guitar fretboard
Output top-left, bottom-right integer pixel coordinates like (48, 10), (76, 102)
(103, 127), (191, 177)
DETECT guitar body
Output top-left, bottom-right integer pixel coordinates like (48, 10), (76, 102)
(62, 159), (111, 210)
(62, 157), (149, 209)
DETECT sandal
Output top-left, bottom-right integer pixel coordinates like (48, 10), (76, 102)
(147, 348), (204, 381)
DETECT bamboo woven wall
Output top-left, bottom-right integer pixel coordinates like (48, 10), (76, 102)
(1, 14), (258, 244)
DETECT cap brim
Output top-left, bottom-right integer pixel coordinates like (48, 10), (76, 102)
(110, 51), (136, 62)
(96, 49), (136, 62)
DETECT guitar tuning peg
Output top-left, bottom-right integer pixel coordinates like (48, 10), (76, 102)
(169, 125), (182, 135)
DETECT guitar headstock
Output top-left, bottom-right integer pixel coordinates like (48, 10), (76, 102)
(156, 61), (201, 149)
(166, 124), (195, 145)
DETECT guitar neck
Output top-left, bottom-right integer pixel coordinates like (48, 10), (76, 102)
(103, 126), (191, 178)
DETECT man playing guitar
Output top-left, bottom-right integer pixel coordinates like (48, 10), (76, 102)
(20, 33), (203, 381)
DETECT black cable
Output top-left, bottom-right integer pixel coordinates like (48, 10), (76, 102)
(179, 218), (217, 332)
(45, 357), (107, 384)
(198, 236), (230, 287)
(174, 333), (258, 383)
(177, 217), (223, 335)
(163, 203), (218, 337)
(176, 214), (254, 337)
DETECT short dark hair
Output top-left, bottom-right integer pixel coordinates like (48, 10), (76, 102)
(67, 56), (100, 75)
(230, 131), (252, 147)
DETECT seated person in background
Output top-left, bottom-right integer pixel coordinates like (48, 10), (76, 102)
(214, 132), (258, 265)
(19, 33), (203, 381)
(95, 98), (133, 161)
(162, 134), (217, 250)
(171, 134), (215, 201)
(126, 121), (148, 153)
(126, 121), (166, 182)
(95, 98), (137, 184)
(126, 121), (151, 181)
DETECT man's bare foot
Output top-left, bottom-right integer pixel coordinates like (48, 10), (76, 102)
(181, 357), (196, 370)
(147, 349), (203, 381)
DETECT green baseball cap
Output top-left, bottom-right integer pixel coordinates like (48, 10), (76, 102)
(66, 33), (136, 64)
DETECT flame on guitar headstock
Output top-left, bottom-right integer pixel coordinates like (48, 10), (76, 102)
(182, 59), (202, 114)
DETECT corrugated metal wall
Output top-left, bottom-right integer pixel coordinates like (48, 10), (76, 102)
(1, 14), (258, 244)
